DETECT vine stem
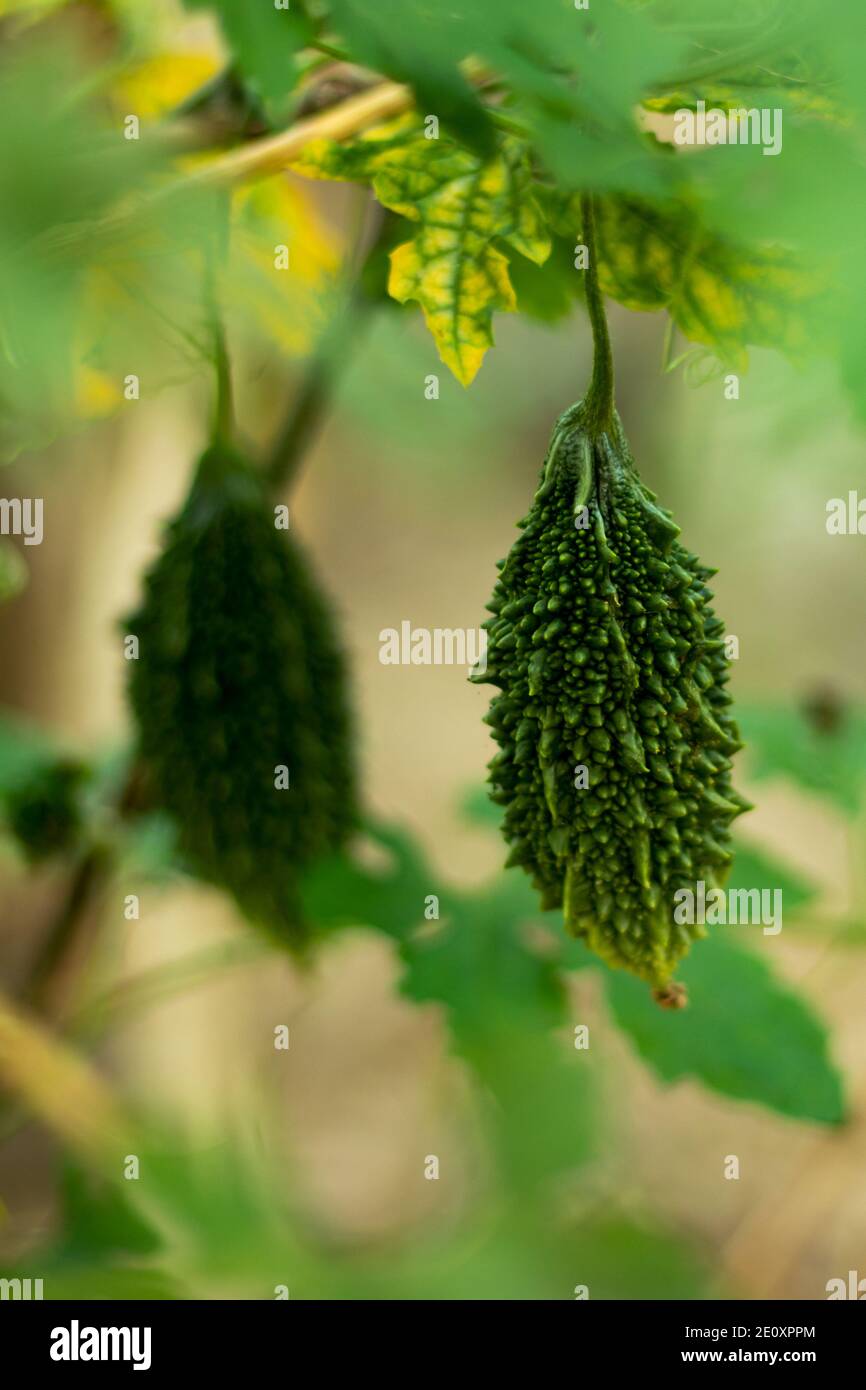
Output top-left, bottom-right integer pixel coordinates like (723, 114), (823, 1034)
(182, 81), (411, 190)
(580, 193), (615, 431)
(206, 194), (234, 444)
(266, 196), (383, 491)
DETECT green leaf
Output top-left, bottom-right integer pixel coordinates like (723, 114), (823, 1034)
(326, 0), (495, 156)
(0, 29), (222, 458)
(738, 703), (866, 815)
(0, 541), (27, 603)
(292, 115), (550, 384)
(506, 235), (580, 323)
(404, 880), (595, 1188)
(0, 710), (65, 798)
(183, 0), (311, 115)
(590, 192), (821, 368)
(458, 782), (503, 830)
(728, 838), (819, 916)
(328, 0), (683, 190)
(305, 822), (592, 1187)
(604, 933), (845, 1125)
(59, 1164), (162, 1261)
(301, 820), (435, 943)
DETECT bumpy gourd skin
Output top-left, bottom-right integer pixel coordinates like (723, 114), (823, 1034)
(475, 401), (748, 986)
(127, 443), (356, 943)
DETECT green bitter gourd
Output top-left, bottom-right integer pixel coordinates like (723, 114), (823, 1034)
(474, 199), (748, 992)
(126, 441), (357, 943)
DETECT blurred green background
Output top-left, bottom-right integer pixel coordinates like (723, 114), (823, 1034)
(0, 0), (864, 1301)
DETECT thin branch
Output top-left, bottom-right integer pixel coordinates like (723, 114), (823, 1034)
(187, 80), (412, 189)
(580, 194), (615, 431)
(266, 200), (383, 492)
(23, 845), (111, 1021)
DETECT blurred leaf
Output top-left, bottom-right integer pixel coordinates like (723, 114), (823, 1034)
(604, 933), (845, 1124)
(0, 31), (219, 456)
(403, 879), (593, 1189)
(0, 541), (27, 602)
(0, 1261), (179, 1299)
(183, 0), (312, 117)
(402, 876), (568, 1045)
(585, 192), (821, 369)
(302, 820), (435, 942)
(221, 174), (340, 356)
(459, 782), (502, 829)
(546, 1215), (708, 1301)
(59, 1164), (161, 1260)
(292, 114), (550, 384)
(325, 0), (495, 156)
(727, 838), (819, 915)
(0, 709), (66, 797)
(0, 712), (95, 864)
(739, 703), (866, 815)
(114, 810), (182, 884)
(327, 0), (683, 190)
(111, 51), (223, 121)
(306, 820), (591, 1186)
(5, 757), (88, 862)
(507, 235), (580, 324)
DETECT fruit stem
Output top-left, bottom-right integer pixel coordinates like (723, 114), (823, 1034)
(580, 193), (615, 432)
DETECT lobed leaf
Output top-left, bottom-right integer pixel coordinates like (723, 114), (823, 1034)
(292, 115), (550, 383)
(605, 933), (845, 1124)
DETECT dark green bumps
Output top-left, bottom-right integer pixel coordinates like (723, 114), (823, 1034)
(474, 401), (748, 987)
(126, 442), (357, 943)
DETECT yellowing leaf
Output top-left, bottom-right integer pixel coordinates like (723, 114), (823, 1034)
(221, 174), (340, 356)
(75, 362), (122, 418)
(590, 194), (821, 368)
(112, 51), (222, 121)
(0, 0), (64, 15)
(292, 115), (550, 385)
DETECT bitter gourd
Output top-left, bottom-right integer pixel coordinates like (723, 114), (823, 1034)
(474, 399), (748, 989)
(126, 441), (356, 943)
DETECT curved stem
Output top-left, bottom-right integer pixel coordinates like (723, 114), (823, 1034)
(580, 193), (615, 431)
(205, 193), (234, 444)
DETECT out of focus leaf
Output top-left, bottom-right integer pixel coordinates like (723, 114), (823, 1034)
(305, 820), (591, 1186)
(506, 235), (580, 324)
(60, 1164), (162, 1260)
(183, 0), (312, 116)
(112, 51), (223, 121)
(580, 193), (821, 369)
(604, 933), (845, 1124)
(727, 839), (819, 915)
(302, 820), (435, 942)
(221, 174), (340, 356)
(0, 33), (220, 457)
(292, 115), (550, 384)
(327, 0), (682, 188)
(325, 0), (495, 156)
(738, 703), (866, 815)
(0, 710), (66, 797)
(0, 541), (27, 602)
